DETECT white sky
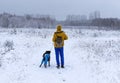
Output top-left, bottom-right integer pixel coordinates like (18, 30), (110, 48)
(0, 0), (120, 20)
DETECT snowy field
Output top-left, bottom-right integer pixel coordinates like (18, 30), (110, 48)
(0, 28), (120, 83)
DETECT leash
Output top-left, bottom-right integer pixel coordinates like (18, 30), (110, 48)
(50, 43), (54, 51)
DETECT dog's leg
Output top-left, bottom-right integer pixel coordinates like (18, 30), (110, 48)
(44, 64), (47, 68)
(44, 56), (48, 68)
(48, 61), (50, 67)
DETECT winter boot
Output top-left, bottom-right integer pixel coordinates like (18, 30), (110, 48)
(61, 65), (64, 68)
(56, 65), (60, 69)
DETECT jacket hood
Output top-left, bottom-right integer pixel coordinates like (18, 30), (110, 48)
(56, 25), (62, 32)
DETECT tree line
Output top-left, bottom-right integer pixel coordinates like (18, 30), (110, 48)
(0, 13), (56, 28)
(0, 13), (120, 29)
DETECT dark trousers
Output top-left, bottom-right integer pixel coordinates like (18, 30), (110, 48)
(55, 47), (64, 66)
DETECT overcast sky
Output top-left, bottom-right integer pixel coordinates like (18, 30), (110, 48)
(0, 0), (120, 20)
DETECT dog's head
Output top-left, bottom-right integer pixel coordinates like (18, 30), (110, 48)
(45, 51), (51, 54)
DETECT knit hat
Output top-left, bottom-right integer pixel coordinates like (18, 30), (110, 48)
(56, 25), (62, 32)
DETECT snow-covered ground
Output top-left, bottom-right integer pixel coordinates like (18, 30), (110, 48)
(0, 28), (120, 83)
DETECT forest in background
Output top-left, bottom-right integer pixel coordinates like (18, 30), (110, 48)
(0, 12), (120, 30)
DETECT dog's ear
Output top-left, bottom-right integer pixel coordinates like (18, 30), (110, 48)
(49, 51), (51, 54)
(43, 52), (46, 57)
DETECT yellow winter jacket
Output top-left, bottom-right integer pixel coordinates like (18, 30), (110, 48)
(52, 25), (68, 48)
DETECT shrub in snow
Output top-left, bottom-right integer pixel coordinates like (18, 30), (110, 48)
(4, 40), (14, 52)
(0, 58), (1, 67)
(10, 29), (17, 35)
(93, 33), (98, 37)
